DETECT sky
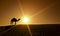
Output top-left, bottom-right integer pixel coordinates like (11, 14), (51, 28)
(0, 0), (60, 26)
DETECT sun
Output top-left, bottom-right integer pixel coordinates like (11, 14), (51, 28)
(21, 16), (30, 24)
(23, 17), (29, 23)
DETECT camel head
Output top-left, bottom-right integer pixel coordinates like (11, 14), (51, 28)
(17, 18), (20, 21)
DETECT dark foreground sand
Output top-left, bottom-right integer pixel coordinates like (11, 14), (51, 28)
(0, 24), (60, 36)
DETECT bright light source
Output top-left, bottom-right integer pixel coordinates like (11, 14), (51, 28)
(23, 17), (29, 23)
(21, 16), (30, 24)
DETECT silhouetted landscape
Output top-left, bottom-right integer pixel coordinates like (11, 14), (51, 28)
(0, 24), (60, 36)
(0, 0), (60, 36)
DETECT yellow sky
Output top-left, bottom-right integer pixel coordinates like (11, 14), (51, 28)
(0, 0), (60, 26)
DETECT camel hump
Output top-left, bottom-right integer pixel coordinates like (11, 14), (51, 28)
(11, 18), (17, 21)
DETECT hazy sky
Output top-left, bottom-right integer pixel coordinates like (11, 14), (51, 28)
(0, 0), (60, 26)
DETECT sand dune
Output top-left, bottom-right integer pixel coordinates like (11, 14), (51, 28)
(0, 24), (59, 36)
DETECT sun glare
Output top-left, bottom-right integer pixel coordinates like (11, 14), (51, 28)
(23, 17), (29, 23)
(21, 16), (30, 24)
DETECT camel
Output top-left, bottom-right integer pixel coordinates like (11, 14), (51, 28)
(10, 18), (20, 25)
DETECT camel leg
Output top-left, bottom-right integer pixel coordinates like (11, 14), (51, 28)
(15, 22), (16, 25)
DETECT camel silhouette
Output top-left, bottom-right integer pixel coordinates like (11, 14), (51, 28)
(10, 18), (20, 25)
